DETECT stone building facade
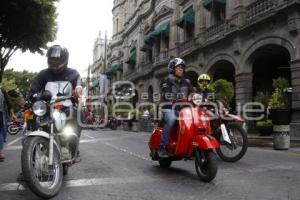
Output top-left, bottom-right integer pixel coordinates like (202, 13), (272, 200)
(106, 0), (300, 136)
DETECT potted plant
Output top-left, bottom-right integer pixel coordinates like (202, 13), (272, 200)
(211, 79), (234, 107)
(254, 92), (272, 136)
(268, 77), (291, 150)
(268, 78), (290, 125)
(256, 120), (273, 136)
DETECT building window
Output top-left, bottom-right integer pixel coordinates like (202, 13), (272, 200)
(212, 6), (225, 24)
(176, 6), (195, 42)
(125, 47), (137, 71)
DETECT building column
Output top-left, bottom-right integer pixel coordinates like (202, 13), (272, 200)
(235, 73), (253, 107)
(290, 59), (300, 137)
(231, 0), (246, 27)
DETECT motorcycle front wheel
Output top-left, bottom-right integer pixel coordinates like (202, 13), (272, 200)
(8, 124), (20, 135)
(195, 149), (218, 182)
(216, 123), (248, 162)
(21, 136), (63, 199)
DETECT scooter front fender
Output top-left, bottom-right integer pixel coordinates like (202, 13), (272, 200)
(193, 135), (220, 150)
(26, 131), (61, 154)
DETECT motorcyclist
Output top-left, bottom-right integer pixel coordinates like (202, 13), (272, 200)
(159, 58), (195, 157)
(197, 73), (213, 99)
(27, 44), (82, 152)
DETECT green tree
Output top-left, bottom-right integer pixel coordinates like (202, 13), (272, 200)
(0, 0), (58, 82)
(1, 77), (23, 111)
(3, 69), (37, 97)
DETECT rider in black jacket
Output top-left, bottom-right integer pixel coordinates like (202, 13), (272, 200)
(27, 45), (82, 151)
(27, 45), (82, 100)
(159, 58), (195, 157)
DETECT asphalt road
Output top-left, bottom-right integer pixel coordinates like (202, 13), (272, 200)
(0, 128), (300, 200)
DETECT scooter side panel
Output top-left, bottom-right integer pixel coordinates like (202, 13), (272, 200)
(194, 135), (220, 150)
(175, 107), (195, 157)
(149, 128), (162, 150)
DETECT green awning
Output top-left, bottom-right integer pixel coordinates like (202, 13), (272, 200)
(105, 63), (119, 75)
(144, 21), (170, 46)
(125, 48), (137, 65)
(203, 0), (226, 11)
(117, 62), (123, 71)
(176, 7), (195, 28)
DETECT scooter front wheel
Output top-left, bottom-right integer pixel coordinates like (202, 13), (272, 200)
(158, 158), (172, 168)
(195, 149), (218, 182)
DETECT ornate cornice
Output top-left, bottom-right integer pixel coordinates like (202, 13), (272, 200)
(112, 0), (126, 12)
(152, 5), (174, 26)
(123, 0), (156, 37)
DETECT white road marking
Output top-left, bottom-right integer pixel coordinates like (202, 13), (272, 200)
(83, 133), (95, 139)
(100, 141), (152, 161)
(6, 136), (23, 146)
(0, 175), (177, 192)
(4, 135), (134, 151)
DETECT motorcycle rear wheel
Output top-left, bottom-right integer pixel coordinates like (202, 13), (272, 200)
(216, 123), (248, 162)
(195, 149), (218, 182)
(21, 136), (63, 199)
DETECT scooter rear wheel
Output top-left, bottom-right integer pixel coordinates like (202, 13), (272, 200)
(195, 149), (218, 182)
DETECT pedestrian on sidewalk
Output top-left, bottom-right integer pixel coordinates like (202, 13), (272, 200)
(0, 87), (14, 161)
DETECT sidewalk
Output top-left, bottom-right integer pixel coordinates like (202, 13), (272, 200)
(248, 135), (300, 148)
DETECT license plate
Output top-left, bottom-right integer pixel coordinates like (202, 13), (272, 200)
(221, 124), (231, 144)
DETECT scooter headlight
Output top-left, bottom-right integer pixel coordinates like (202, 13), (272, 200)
(192, 94), (203, 106)
(32, 101), (47, 116)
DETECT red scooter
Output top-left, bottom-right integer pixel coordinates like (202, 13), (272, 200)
(149, 93), (221, 182)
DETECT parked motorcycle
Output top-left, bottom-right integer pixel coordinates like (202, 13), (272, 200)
(21, 81), (80, 199)
(8, 118), (26, 135)
(149, 93), (221, 182)
(205, 93), (248, 162)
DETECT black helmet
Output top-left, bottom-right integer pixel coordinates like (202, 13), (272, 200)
(46, 45), (69, 73)
(167, 58), (186, 74)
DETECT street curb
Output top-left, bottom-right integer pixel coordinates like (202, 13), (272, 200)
(248, 136), (300, 148)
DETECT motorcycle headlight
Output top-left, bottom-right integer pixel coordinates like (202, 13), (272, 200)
(192, 94), (203, 106)
(32, 101), (47, 116)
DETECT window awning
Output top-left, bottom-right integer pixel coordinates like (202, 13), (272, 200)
(117, 62), (123, 71)
(125, 48), (137, 65)
(203, 0), (226, 11)
(144, 21), (170, 46)
(176, 7), (195, 28)
(105, 62), (123, 75)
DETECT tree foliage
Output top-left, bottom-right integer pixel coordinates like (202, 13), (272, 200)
(0, 0), (58, 81)
(1, 69), (37, 112)
(3, 69), (37, 97)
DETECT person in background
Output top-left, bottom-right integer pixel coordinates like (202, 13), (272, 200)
(0, 87), (14, 161)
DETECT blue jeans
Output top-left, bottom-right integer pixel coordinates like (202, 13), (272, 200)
(0, 112), (4, 150)
(161, 110), (177, 148)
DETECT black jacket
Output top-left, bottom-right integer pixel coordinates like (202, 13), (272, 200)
(27, 67), (82, 100)
(160, 74), (195, 109)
